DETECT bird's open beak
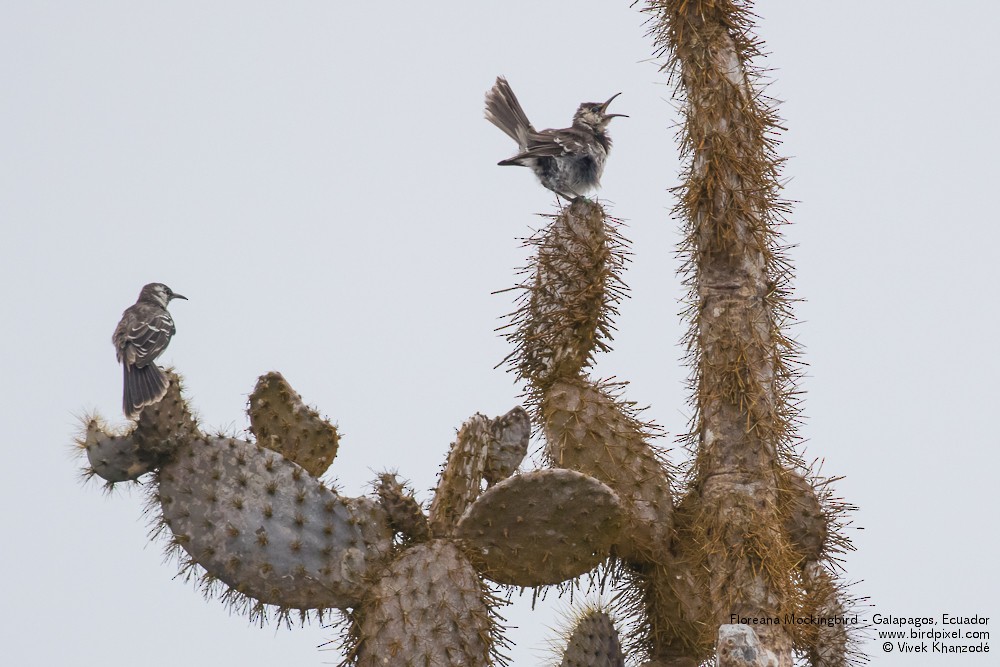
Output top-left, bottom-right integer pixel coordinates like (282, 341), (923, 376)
(601, 92), (628, 118)
(170, 293), (188, 301)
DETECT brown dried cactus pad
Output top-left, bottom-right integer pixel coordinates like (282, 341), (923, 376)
(455, 468), (623, 586)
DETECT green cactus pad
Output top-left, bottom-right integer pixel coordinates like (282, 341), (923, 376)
(455, 468), (622, 586)
(559, 609), (625, 667)
(353, 540), (498, 666)
(157, 436), (392, 610)
(484, 406), (530, 487)
(248, 371), (340, 477)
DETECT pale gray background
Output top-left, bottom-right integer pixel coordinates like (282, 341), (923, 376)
(2, 1), (997, 665)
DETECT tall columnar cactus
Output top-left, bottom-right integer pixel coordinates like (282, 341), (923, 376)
(77, 3), (860, 665)
(644, 1), (856, 663)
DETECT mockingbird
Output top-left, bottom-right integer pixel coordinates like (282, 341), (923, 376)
(113, 282), (187, 418)
(485, 76), (627, 199)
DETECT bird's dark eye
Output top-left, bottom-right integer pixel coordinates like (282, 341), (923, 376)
(592, 106), (601, 113)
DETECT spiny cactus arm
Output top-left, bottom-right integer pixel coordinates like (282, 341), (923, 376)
(558, 609), (625, 667)
(798, 562), (865, 667)
(502, 200), (676, 557)
(347, 540), (506, 667)
(455, 468), (622, 587)
(779, 467), (829, 564)
(155, 435), (393, 612)
(502, 194), (706, 659)
(503, 198), (627, 393)
(247, 371), (340, 477)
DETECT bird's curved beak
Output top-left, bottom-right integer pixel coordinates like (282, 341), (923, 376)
(601, 92), (628, 118)
(170, 292), (188, 301)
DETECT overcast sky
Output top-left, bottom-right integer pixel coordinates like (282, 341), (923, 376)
(2, 2), (997, 665)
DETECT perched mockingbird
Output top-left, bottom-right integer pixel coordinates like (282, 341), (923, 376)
(485, 76), (627, 199)
(112, 283), (187, 418)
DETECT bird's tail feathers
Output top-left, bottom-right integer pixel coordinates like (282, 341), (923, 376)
(485, 77), (533, 149)
(123, 363), (169, 419)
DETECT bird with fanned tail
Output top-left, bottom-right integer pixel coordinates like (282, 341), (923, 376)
(485, 76), (627, 199)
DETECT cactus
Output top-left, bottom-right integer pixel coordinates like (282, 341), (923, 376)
(77, 2), (861, 665)
(79, 368), (626, 663)
(248, 371), (341, 478)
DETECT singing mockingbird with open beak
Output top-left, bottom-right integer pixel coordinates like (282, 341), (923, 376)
(112, 282), (187, 418)
(485, 76), (627, 199)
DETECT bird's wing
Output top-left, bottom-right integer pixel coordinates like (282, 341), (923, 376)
(113, 305), (176, 367)
(505, 128), (590, 162)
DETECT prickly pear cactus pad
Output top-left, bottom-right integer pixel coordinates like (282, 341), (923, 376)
(455, 468), (623, 586)
(428, 412), (492, 537)
(559, 609), (625, 667)
(156, 435), (392, 610)
(79, 371), (198, 486)
(542, 377), (674, 561)
(349, 540), (503, 667)
(483, 406), (530, 487)
(248, 371), (341, 477)
(80, 416), (158, 483)
(504, 198), (627, 393)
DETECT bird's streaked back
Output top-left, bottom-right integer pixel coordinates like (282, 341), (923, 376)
(112, 282), (187, 418)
